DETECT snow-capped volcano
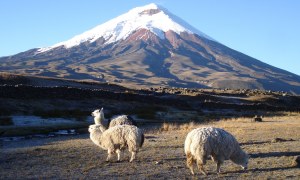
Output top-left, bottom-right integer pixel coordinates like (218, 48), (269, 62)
(1, 3), (300, 93)
(38, 3), (213, 52)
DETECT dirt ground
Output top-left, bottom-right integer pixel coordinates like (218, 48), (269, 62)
(1, 114), (300, 179)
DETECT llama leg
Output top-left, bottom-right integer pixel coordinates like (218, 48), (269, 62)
(211, 154), (223, 174)
(216, 157), (224, 174)
(129, 151), (136, 162)
(186, 152), (195, 175)
(106, 150), (113, 162)
(116, 149), (121, 162)
(197, 158), (207, 176)
(216, 161), (222, 174)
(211, 153), (217, 163)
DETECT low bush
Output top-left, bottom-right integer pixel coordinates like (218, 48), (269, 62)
(33, 109), (89, 121)
(160, 121), (198, 132)
(0, 108), (12, 116)
(107, 105), (167, 120)
(0, 116), (14, 126)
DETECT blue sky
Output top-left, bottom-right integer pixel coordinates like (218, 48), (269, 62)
(1, 0), (300, 75)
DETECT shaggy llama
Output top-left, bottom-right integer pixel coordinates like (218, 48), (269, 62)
(184, 127), (249, 175)
(89, 124), (144, 162)
(91, 108), (136, 128)
(108, 115), (136, 128)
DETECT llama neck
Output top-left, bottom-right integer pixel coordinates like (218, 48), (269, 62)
(94, 116), (100, 123)
(99, 125), (107, 132)
(90, 129), (102, 146)
(94, 115), (103, 126)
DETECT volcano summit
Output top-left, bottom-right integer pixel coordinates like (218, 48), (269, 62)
(1, 3), (300, 93)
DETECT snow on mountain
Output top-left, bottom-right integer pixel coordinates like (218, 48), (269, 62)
(38, 3), (213, 53)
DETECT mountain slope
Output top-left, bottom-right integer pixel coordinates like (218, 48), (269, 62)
(0, 3), (300, 93)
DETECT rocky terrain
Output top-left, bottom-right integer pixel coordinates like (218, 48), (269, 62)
(1, 73), (299, 117)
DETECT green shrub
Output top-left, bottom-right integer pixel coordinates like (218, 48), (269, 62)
(129, 106), (167, 120)
(0, 109), (12, 116)
(33, 109), (89, 121)
(0, 116), (14, 126)
(106, 105), (167, 120)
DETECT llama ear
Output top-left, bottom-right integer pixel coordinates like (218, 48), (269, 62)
(100, 107), (105, 120)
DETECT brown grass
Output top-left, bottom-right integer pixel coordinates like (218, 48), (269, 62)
(1, 113), (300, 179)
(160, 121), (197, 131)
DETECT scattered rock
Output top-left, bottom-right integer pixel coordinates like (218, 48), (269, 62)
(155, 161), (163, 165)
(34, 148), (46, 152)
(292, 156), (300, 167)
(252, 115), (263, 122)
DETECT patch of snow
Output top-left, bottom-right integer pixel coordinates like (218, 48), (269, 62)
(37, 3), (214, 53)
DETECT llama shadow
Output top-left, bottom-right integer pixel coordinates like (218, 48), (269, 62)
(225, 166), (297, 174)
(240, 138), (296, 146)
(145, 135), (158, 139)
(249, 166), (297, 172)
(163, 157), (186, 162)
(154, 145), (183, 149)
(249, 151), (300, 158)
(240, 141), (270, 146)
(260, 120), (283, 123)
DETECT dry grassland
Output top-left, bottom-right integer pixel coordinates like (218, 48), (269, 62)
(1, 113), (300, 179)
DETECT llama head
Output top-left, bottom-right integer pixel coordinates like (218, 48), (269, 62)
(92, 108), (105, 125)
(239, 151), (249, 170)
(91, 108), (104, 117)
(91, 109), (99, 117)
(88, 124), (99, 133)
(88, 124), (106, 133)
